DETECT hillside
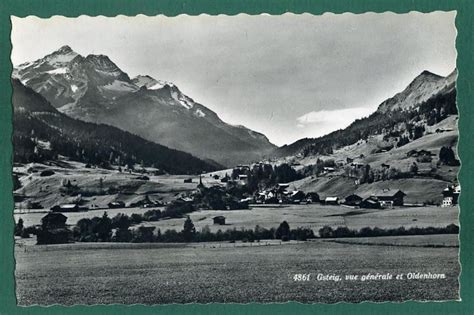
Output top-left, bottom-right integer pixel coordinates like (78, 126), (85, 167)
(275, 70), (457, 158)
(12, 79), (220, 174)
(269, 70), (459, 204)
(13, 46), (276, 167)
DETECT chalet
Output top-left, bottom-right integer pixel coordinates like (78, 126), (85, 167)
(346, 157), (354, 163)
(108, 201), (125, 209)
(240, 197), (254, 203)
(213, 216), (226, 225)
(238, 174), (248, 181)
(183, 178), (193, 183)
(41, 212), (67, 229)
(129, 195), (162, 208)
(343, 194), (363, 207)
(360, 196), (381, 209)
(325, 197), (339, 205)
(213, 174), (220, 180)
(351, 162), (364, 169)
(51, 204), (80, 212)
(305, 192), (320, 203)
(373, 189), (406, 207)
(442, 185), (460, 207)
(178, 196), (194, 203)
(289, 190), (306, 204)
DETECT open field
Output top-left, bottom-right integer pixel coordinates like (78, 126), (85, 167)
(14, 204), (459, 233)
(139, 204), (459, 233)
(15, 234), (460, 305)
(324, 234), (459, 248)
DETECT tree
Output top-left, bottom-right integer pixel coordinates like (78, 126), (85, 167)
(14, 218), (24, 237)
(275, 221), (290, 240)
(182, 216), (196, 242)
(439, 146), (459, 166)
(96, 212), (112, 242)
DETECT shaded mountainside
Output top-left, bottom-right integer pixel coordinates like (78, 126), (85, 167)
(12, 79), (220, 174)
(14, 46), (276, 167)
(275, 70), (457, 158)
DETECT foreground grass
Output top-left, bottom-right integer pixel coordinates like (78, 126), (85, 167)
(15, 234), (459, 305)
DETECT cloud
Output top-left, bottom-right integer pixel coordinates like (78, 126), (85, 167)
(296, 107), (376, 137)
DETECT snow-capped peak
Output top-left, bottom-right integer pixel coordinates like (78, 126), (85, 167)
(132, 75), (175, 90)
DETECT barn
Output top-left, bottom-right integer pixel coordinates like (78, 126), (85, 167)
(360, 197), (381, 209)
(343, 194), (363, 206)
(50, 204), (80, 212)
(373, 189), (406, 207)
(325, 197), (339, 205)
(213, 216), (226, 225)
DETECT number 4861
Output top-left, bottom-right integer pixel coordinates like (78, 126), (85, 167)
(293, 273), (311, 281)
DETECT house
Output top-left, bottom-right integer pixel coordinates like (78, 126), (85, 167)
(323, 167), (335, 173)
(129, 195), (162, 208)
(41, 212), (67, 229)
(213, 174), (220, 180)
(238, 174), (248, 181)
(325, 197), (339, 205)
(213, 216), (226, 225)
(50, 204), (80, 212)
(351, 162), (364, 169)
(442, 185), (460, 207)
(373, 189), (406, 207)
(343, 194), (363, 206)
(183, 178), (193, 183)
(289, 190), (306, 204)
(360, 196), (381, 209)
(305, 192), (320, 203)
(178, 196), (194, 203)
(108, 201), (125, 209)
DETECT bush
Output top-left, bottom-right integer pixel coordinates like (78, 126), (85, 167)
(40, 170), (55, 177)
(143, 209), (161, 221)
(318, 224), (459, 238)
(162, 200), (195, 218)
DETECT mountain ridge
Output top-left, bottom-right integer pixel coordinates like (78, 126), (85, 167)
(13, 46), (276, 167)
(274, 68), (457, 158)
(12, 78), (221, 174)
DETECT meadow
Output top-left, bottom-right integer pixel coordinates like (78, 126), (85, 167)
(15, 234), (459, 305)
(14, 204), (459, 233)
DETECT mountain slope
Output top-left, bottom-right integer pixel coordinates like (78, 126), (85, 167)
(13, 46), (276, 167)
(12, 79), (220, 174)
(275, 70), (457, 158)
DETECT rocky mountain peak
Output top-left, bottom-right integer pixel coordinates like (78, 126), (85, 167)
(55, 45), (74, 54)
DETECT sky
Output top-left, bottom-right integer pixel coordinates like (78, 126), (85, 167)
(11, 12), (457, 146)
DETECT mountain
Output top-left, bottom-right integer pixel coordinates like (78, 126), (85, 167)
(377, 70), (456, 113)
(275, 70), (457, 158)
(12, 79), (220, 174)
(13, 46), (276, 167)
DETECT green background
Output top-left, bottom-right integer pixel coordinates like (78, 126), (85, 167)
(0, 0), (472, 314)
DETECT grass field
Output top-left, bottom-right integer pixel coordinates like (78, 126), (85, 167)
(14, 203), (459, 234)
(15, 234), (460, 305)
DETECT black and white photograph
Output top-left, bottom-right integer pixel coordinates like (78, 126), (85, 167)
(11, 12), (460, 305)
